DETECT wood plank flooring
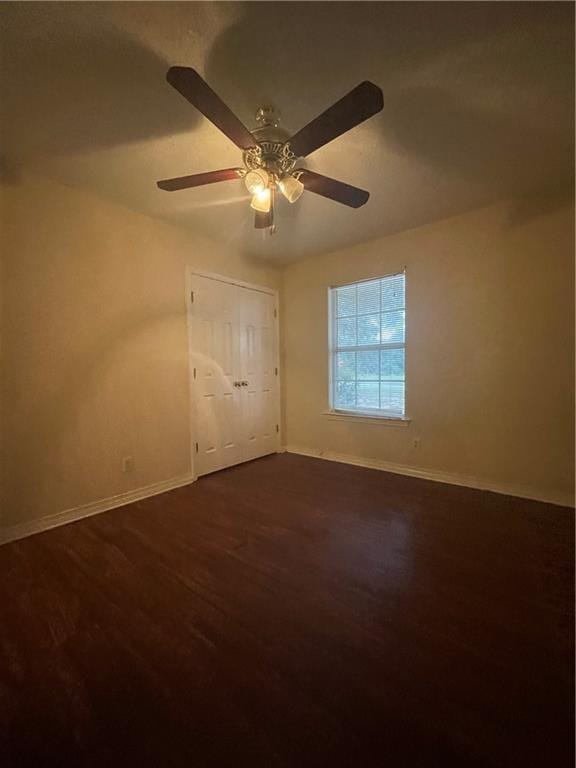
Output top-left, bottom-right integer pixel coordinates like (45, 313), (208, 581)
(0, 453), (573, 767)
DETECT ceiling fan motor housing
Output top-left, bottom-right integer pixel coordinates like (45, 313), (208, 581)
(243, 142), (299, 182)
(245, 109), (301, 184)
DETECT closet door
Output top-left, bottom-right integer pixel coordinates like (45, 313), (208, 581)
(189, 275), (242, 476)
(189, 274), (279, 477)
(237, 285), (278, 462)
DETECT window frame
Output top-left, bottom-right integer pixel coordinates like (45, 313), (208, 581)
(327, 270), (407, 419)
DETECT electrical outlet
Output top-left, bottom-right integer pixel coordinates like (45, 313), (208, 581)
(122, 456), (135, 473)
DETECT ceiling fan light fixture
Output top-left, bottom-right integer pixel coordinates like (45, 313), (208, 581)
(250, 187), (271, 213)
(279, 174), (304, 203)
(244, 168), (270, 195)
(158, 68), (383, 230)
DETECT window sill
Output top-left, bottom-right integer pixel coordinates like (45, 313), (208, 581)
(322, 410), (411, 427)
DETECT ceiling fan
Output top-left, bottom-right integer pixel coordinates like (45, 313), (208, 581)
(157, 67), (384, 231)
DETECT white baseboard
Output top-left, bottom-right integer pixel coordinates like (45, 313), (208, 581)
(0, 473), (195, 546)
(284, 445), (574, 508)
(2, 450), (571, 547)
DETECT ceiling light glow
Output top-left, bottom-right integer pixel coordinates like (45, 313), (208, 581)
(244, 169), (270, 195)
(250, 187), (271, 213)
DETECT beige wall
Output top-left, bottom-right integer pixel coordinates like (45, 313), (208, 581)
(0, 172), (280, 529)
(1, 176), (573, 533)
(283, 196), (575, 506)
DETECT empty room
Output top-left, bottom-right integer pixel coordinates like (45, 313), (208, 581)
(0, 2), (574, 766)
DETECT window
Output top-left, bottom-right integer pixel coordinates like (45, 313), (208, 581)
(329, 272), (405, 417)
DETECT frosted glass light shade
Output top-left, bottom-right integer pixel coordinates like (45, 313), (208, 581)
(250, 188), (271, 213)
(279, 174), (304, 203)
(244, 169), (270, 195)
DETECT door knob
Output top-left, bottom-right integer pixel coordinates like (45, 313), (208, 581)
(233, 381), (241, 388)
(241, 381), (249, 387)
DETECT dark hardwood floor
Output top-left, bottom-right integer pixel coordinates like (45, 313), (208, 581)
(0, 453), (573, 767)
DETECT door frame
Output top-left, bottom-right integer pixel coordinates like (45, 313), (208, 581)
(185, 268), (281, 480)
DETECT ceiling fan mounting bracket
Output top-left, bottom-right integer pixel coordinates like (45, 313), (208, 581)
(254, 106), (280, 128)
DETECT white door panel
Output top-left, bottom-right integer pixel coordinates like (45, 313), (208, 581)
(238, 287), (277, 462)
(189, 274), (279, 476)
(189, 276), (242, 476)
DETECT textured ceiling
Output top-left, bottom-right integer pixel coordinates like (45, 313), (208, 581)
(1, 2), (574, 263)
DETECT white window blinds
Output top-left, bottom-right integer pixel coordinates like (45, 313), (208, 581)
(329, 272), (405, 416)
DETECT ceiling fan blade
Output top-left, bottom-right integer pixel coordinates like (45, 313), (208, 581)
(289, 82), (383, 158)
(254, 210), (273, 229)
(166, 67), (255, 150)
(157, 168), (242, 191)
(300, 170), (369, 208)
